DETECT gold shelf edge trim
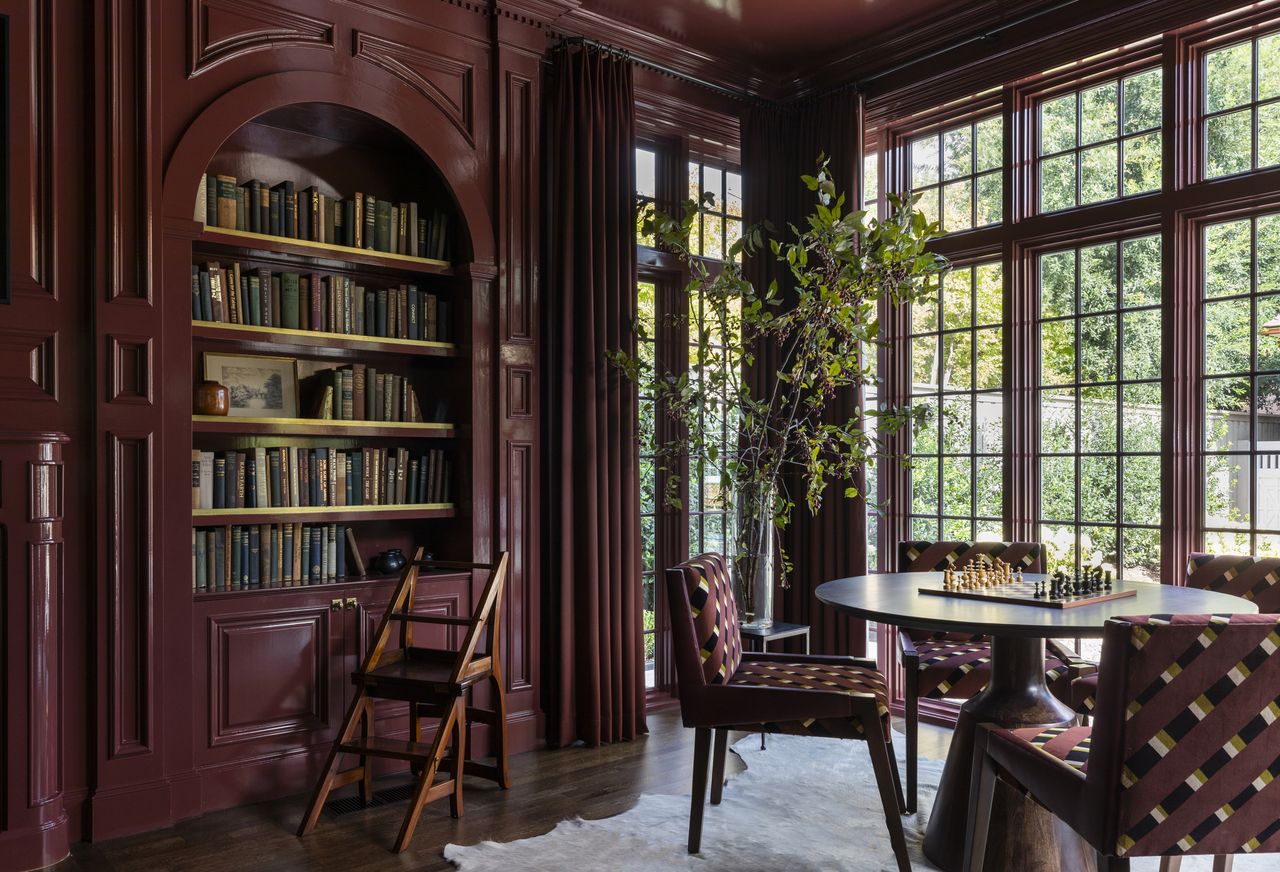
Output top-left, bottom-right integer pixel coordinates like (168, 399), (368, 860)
(192, 503), (454, 517)
(198, 225), (451, 268)
(192, 321), (456, 351)
(191, 415), (454, 430)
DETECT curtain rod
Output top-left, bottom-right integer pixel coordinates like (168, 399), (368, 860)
(551, 0), (1085, 105)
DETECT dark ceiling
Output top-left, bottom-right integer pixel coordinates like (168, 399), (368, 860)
(574, 0), (992, 80)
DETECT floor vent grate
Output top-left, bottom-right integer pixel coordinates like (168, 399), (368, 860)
(322, 781), (421, 817)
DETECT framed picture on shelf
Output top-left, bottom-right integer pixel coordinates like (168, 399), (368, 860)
(202, 352), (299, 418)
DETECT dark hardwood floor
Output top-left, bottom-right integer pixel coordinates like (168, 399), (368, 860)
(62, 713), (950, 871)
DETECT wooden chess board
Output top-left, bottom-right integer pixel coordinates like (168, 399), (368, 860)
(919, 578), (1138, 610)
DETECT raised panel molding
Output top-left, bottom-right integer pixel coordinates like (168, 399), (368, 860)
(105, 0), (152, 303)
(506, 367), (532, 418)
(108, 335), (152, 404)
(208, 609), (330, 746)
(109, 432), (153, 757)
(27, 540), (64, 804)
(0, 328), (56, 401)
(504, 72), (534, 342)
(188, 0), (335, 77)
(352, 31), (475, 144)
(27, 459), (62, 523)
(506, 442), (532, 691)
(9, 0), (54, 294)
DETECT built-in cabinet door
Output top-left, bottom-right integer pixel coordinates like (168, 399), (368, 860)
(195, 590), (346, 772)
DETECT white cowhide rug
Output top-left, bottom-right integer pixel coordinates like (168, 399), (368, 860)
(444, 732), (1272, 871)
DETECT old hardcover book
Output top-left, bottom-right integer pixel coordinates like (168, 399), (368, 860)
(191, 265), (201, 320)
(292, 523), (303, 584)
(375, 199), (392, 251)
(215, 174), (237, 228)
(255, 447), (269, 508)
(381, 374), (393, 422)
(390, 205), (400, 255)
(246, 180), (263, 232)
(352, 194), (363, 248)
(207, 263), (225, 322)
(271, 276), (282, 329)
(235, 186), (246, 231)
(268, 449), (282, 507)
(247, 525), (261, 588)
(424, 292), (438, 341)
(204, 173), (217, 226)
(213, 454), (227, 510)
(316, 448), (330, 506)
(227, 263), (241, 324)
(408, 202), (419, 256)
(280, 272), (300, 330)
(351, 364), (366, 422)
(198, 267), (213, 322)
(375, 288), (388, 338)
(345, 527), (366, 577)
(192, 449), (203, 509)
(263, 274), (277, 327)
(195, 531), (208, 591)
(340, 368), (354, 420)
(363, 195), (376, 249)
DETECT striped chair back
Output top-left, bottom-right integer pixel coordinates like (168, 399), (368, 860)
(1187, 553), (1280, 613)
(667, 553), (743, 686)
(898, 540), (1044, 574)
(1087, 614), (1280, 859)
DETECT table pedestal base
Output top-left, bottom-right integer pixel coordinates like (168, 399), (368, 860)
(921, 636), (1094, 872)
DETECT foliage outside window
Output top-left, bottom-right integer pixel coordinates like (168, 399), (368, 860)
(1036, 235), (1164, 578)
(1201, 214), (1280, 557)
(908, 114), (1003, 231)
(688, 162), (743, 261)
(1038, 68), (1162, 213)
(1203, 33), (1280, 179)
(909, 261), (1004, 542)
(637, 280), (658, 685)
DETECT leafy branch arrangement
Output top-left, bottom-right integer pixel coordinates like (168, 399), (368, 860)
(610, 158), (948, 616)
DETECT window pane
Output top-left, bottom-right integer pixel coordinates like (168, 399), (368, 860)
(862, 152), (879, 209)
(943, 395), (973, 453)
(943, 457), (971, 516)
(1041, 94), (1077, 154)
(942, 125), (973, 180)
(975, 172), (1002, 226)
(1123, 69), (1162, 133)
(725, 171), (743, 217)
(1042, 456), (1076, 521)
(913, 335), (940, 390)
(1259, 294), (1280, 371)
(1080, 386), (1118, 452)
(977, 392), (1004, 453)
(1204, 376), (1251, 451)
(1261, 215), (1280, 293)
(1123, 132), (1162, 195)
(1260, 33), (1280, 101)
(912, 134), (940, 187)
(1206, 41), (1254, 114)
(943, 266), (973, 330)
(1041, 388), (1077, 453)
(942, 333), (973, 390)
(1123, 309), (1161, 381)
(1203, 298), (1251, 375)
(943, 179), (973, 232)
(1041, 319), (1076, 385)
(913, 396), (940, 453)
(918, 186), (941, 228)
(1205, 454), (1251, 529)
(1080, 142), (1119, 204)
(1206, 109), (1253, 178)
(1259, 103), (1280, 169)
(1122, 235), (1162, 307)
(1079, 314), (1118, 383)
(976, 328), (1002, 389)
(976, 116), (1003, 170)
(1081, 81), (1119, 145)
(1123, 384), (1162, 452)
(636, 148), (656, 198)
(1041, 250), (1077, 318)
(1080, 456), (1118, 523)
(1040, 153), (1076, 212)
(913, 458), (939, 513)
(976, 263), (1002, 325)
(977, 456), (1003, 517)
(1123, 456), (1160, 524)
(1080, 242), (1118, 313)
(1205, 219), (1252, 298)
(1123, 528), (1161, 582)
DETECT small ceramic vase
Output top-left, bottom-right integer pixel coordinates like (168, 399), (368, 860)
(194, 379), (230, 416)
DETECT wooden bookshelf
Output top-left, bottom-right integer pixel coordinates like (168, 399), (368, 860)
(192, 321), (459, 358)
(191, 568), (467, 601)
(192, 415), (456, 438)
(192, 503), (455, 525)
(197, 225), (453, 274)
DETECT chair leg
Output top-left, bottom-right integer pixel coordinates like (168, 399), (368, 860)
(687, 727), (712, 854)
(392, 701), (459, 853)
(1160, 857), (1182, 872)
(450, 698), (467, 819)
(1096, 853), (1130, 871)
(905, 659), (919, 815)
(297, 690), (368, 837)
(709, 728), (728, 805)
(359, 699), (375, 806)
(864, 728), (911, 872)
(963, 732), (997, 872)
(886, 734), (907, 815)
(489, 670), (512, 789)
(1214, 856), (1233, 872)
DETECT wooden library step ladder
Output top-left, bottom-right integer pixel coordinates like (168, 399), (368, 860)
(297, 549), (511, 853)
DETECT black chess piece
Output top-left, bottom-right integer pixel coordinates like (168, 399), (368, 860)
(1104, 569), (1113, 590)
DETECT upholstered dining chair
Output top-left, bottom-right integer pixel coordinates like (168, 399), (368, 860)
(666, 553), (912, 872)
(1071, 553), (1280, 717)
(897, 540), (1077, 813)
(965, 613), (1280, 872)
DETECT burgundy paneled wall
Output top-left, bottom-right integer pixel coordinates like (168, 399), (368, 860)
(0, 0), (739, 861)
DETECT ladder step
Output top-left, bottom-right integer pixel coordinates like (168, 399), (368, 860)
(339, 736), (438, 762)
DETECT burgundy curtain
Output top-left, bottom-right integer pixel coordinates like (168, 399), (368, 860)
(543, 46), (647, 747)
(741, 91), (868, 656)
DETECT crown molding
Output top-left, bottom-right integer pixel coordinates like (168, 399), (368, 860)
(497, 0), (581, 28)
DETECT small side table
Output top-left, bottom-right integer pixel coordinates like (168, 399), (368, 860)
(739, 621), (811, 749)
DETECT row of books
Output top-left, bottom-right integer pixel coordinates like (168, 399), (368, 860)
(191, 446), (452, 510)
(190, 262), (451, 342)
(198, 174), (451, 260)
(193, 523), (364, 591)
(304, 365), (446, 424)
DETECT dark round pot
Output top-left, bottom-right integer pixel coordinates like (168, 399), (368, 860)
(194, 379), (230, 416)
(375, 548), (407, 574)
